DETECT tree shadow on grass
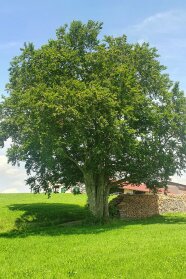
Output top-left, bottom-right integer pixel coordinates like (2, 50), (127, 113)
(0, 202), (186, 238)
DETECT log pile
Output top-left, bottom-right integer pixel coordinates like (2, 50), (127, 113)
(109, 194), (186, 219)
(158, 194), (186, 214)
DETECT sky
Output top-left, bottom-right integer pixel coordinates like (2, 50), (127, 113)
(0, 0), (186, 192)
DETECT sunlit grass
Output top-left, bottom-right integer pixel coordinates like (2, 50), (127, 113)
(0, 193), (185, 279)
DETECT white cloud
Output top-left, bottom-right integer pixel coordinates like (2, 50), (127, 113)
(126, 9), (186, 55)
(0, 141), (29, 193)
(1, 188), (19, 193)
(131, 10), (186, 35)
(123, 9), (186, 93)
(171, 173), (186, 185)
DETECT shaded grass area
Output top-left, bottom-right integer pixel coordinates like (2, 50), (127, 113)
(7, 203), (87, 232)
(0, 194), (87, 234)
(0, 193), (186, 279)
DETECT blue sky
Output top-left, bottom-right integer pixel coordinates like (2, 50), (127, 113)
(0, 0), (186, 192)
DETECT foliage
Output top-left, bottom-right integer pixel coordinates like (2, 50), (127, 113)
(1, 20), (186, 218)
(108, 194), (124, 217)
(72, 186), (81, 195)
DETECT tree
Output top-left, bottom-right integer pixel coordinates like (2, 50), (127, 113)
(0, 20), (186, 220)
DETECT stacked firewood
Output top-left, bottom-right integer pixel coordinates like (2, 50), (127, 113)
(109, 194), (186, 219)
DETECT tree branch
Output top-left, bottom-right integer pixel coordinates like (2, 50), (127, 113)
(64, 151), (84, 173)
(109, 178), (129, 186)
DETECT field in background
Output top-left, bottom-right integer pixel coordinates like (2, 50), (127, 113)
(0, 193), (186, 279)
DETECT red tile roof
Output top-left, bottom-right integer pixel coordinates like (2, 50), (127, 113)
(121, 182), (166, 193)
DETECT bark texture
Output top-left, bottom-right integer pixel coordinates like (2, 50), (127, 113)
(84, 171), (110, 220)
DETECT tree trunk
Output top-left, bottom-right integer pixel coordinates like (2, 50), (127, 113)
(84, 171), (110, 221)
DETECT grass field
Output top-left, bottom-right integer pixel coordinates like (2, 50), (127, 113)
(0, 193), (185, 279)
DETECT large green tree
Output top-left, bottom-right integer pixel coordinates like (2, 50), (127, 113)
(1, 21), (186, 219)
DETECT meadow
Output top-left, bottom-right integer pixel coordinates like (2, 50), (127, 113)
(0, 193), (185, 279)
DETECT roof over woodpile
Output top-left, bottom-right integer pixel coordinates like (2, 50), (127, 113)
(120, 182), (167, 193)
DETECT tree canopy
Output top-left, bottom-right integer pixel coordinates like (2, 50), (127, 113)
(1, 20), (186, 219)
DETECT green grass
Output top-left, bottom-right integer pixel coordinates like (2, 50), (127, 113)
(0, 194), (186, 279)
